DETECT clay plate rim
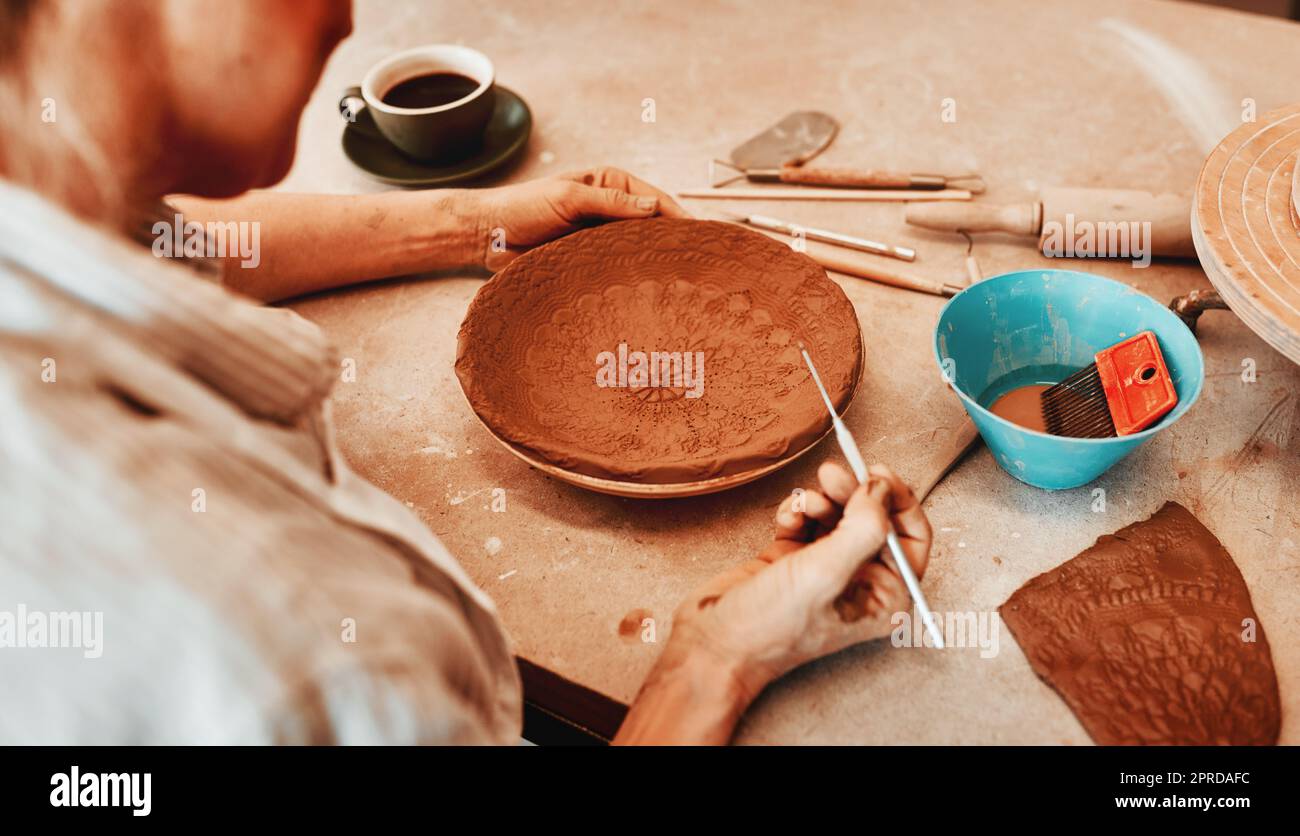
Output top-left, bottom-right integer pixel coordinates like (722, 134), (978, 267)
(455, 334), (864, 498)
(455, 218), (865, 486)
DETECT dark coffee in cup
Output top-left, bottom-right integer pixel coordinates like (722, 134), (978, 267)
(339, 45), (495, 162)
(381, 72), (480, 109)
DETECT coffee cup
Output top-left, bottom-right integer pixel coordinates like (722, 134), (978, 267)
(339, 44), (495, 162)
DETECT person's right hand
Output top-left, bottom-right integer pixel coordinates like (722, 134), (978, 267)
(667, 462), (933, 700)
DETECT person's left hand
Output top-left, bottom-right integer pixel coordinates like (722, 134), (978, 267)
(457, 166), (691, 271)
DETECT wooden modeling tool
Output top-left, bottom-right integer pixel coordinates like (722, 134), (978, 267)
(722, 211), (917, 261)
(711, 159), (987, 193)
(682, 187), (972, 202)
(1040, 331), (1178, 438)
(905, 187), (1196, 257)
(800, 345), (945, 649)
(714, 218), (963, 297)
(807, 244), (964, 297)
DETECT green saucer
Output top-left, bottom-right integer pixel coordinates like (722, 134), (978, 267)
(342, 85), (532, 186)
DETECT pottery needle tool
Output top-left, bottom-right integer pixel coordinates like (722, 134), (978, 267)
(721, 210), (916, 262)
(799, 345), (945, 649)
(680, 187), (972, 202)
(1040, 331), (1178, 438)
(710, 158), (987, 193)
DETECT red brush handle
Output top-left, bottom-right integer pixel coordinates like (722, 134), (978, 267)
(1096, 331), (1178, 435)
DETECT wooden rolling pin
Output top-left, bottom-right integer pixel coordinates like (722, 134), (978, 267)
(905, 187), (1195, 258)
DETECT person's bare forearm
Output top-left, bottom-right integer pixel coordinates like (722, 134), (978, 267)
(168, 191), (485, 302)
(613, 640), (761, 745)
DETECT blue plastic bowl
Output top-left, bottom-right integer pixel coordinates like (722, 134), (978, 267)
(933, 269), (1204, 490)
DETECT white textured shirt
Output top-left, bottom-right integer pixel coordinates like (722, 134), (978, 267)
(0, 183), (521, 743)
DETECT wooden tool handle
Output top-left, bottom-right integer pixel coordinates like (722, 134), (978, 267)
(680, 188), (971, 201)
(725, 223), (958, 297)
(808, 247), (951, 297)
(779, 165), (914, 189)
(905, 201), (1042, 235)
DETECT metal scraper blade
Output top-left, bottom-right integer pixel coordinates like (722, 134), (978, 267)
(729, 111), (839, 171)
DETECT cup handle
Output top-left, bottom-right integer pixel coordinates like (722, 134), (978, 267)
(339, 86), (366, 123)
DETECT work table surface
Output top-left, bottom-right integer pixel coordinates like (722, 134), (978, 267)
(286, 0), (1300, 743)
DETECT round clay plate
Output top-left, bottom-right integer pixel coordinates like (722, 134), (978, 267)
(455, 218), (864, 496)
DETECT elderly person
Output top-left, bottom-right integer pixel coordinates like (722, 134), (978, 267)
(0, 0), (931, 744)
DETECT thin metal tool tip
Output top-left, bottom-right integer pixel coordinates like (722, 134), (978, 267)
(799, 347), (837, 415)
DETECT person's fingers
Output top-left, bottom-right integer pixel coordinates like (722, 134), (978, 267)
(797, 489), (838, 528)
(617, 172), (692, 219)
(557, 181), (660, 221)
(775, 489), (835, 543)
(789, 479), (890, 596)
(816, 460), (858, 507)
(860, 561), (907, 611)
(866, 464), (927, 540)
(838, 476), (892, 541)
(866, 464), (932, 579)
(561, 167), (692, 219)
(773, 494), (808, 541)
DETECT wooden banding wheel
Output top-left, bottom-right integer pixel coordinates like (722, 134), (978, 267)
(1193, 103), (1300, 365)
